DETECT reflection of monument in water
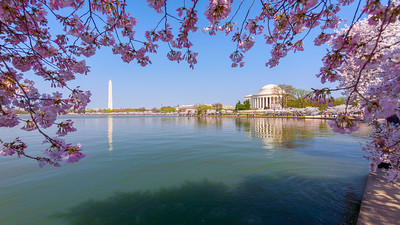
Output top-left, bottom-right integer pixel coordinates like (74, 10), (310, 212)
(251, 118), (284, 149)
(107, 80), (113, 151)
(239, 118), (324, 149)
(108, 116), (113, 152)
(108, 80), (113, 110)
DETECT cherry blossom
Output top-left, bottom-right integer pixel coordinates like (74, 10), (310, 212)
(317, 10), (400, 183)
(205, 0), (232, 24)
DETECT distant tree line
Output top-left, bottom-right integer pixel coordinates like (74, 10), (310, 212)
(277, 84), (347, 109)
(80, 103), (230, 115)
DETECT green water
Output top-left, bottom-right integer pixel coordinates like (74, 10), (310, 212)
(0, 116), (371, 225)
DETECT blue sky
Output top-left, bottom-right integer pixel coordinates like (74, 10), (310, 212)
(37, 1), (361, 109)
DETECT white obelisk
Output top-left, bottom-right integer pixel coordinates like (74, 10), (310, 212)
(108, 80), (113, 110)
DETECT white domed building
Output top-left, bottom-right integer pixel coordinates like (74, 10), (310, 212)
(244, 84), (285, 109)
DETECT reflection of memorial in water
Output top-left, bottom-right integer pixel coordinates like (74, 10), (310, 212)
(251, 118), (284, 149)
(237, 118), (325, 149)
(108, 116), (113, 152)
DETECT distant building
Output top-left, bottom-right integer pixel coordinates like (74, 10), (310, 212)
(244, 84), (285, 109)
(176, 105), (196, 111)
(223, 105), (235, 110)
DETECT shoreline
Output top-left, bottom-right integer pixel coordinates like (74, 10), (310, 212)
(357, 169), (400, 224)
(19, 113), (357, 120)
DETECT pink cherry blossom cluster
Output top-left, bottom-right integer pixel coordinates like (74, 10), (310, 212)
(245, 19), (264, 35)
(202, 0), (233, 39)
(167, 50), (183, 63)
(204, 0), (232, 24)
(174, 5), (198, 49)
(202, 21), (236, 36)
(56, 120), (77, 137)
(0, 138), (26, 157)
(0, 111), (20, 128)
(158, 25), (174, 42)
(48, 0), (85, 10)
(328, 114), (359, 134)
(238, 36), (255, 53)
(38, 138), (85, 167)
(146, 0), (166, 14)
(183, 51), (199, 69)
(362, 123), (400, 184)
(229, 51), (244, 68)
(314, 32), (334, 46)
(307, 88), (336, 106)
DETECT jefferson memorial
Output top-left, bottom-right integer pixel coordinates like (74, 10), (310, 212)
(244, 84), (285, 109)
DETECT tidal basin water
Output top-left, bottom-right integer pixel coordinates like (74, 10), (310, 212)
(0, 116), (372, 225)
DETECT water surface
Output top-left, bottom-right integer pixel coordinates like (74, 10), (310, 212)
(0, 116), (371, 225)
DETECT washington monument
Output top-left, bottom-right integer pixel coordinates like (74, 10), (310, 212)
(108, 80), (113, 110)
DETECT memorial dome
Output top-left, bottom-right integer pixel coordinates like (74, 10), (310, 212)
(257, 84), (283, 95)
(244, 84), (285, 110)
